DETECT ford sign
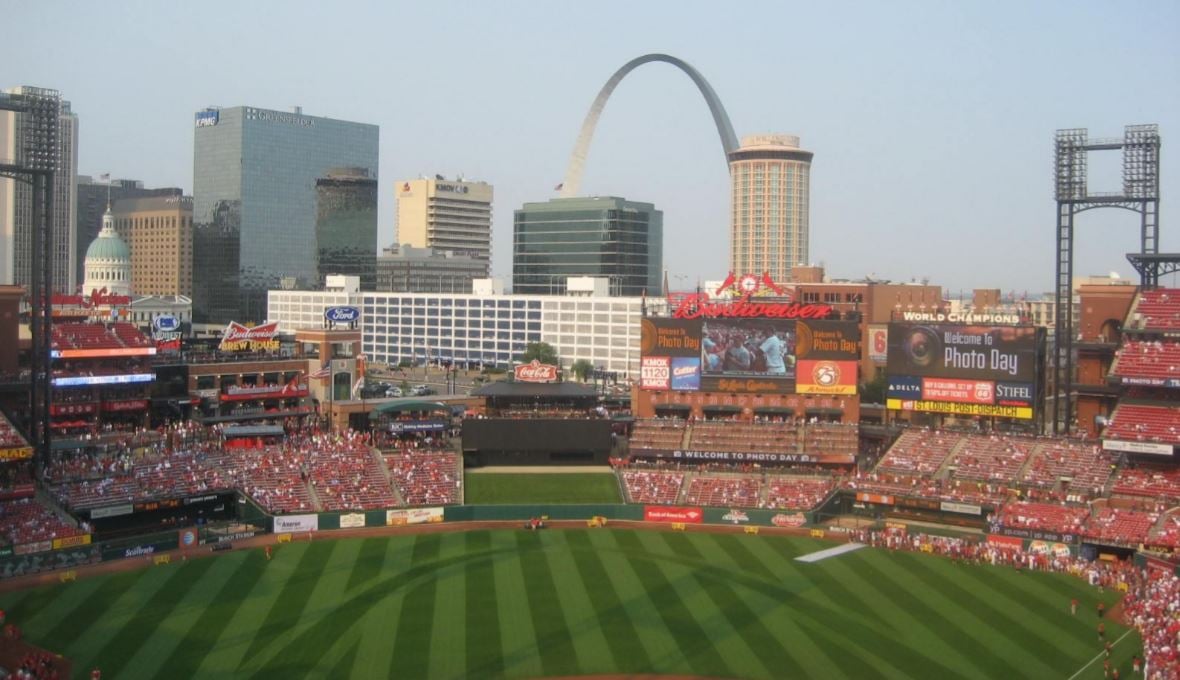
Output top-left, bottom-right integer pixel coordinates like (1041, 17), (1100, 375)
(153, 314), (180, 332)
(324, 306), (361, 324)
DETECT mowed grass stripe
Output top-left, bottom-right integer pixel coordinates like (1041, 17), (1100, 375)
(541, 532), (616, 674)
(388, 534), (442, 679)
(661, 532), (792, 679)
(239, 539), (338, 668)
(966, 564), (1114, 649)
(159, 550), (268, 677)
(489, 531), (543, 679)
(835, 550), (1010, 680)
(891, 551), (1066, 675)
(39, 566), (150, 644)
(353, 537), (415, 678)
(94, 553), (236, 678)
(563, 531), (653, 673)
(257, 537), (365, 678)
(464, 531), (505, 679)
(697, 535), (845, 678)
(514, 531), (581, 677)
(585, 531), (682, 672)
(77, 556), (218, 677)
(6, 573), (104, 634)
(428, 532), (468, 680)
(345, 537), (390, 593)
(613, 530), (731, 678)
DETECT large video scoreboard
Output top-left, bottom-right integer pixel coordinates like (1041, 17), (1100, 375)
(885, 323), (1046, 420)
(640, 317), (860, 395)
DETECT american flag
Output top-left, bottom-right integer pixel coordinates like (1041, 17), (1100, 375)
(309, 365), (330, 379)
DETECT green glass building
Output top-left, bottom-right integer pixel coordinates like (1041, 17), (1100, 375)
(512, 196), (662, 296)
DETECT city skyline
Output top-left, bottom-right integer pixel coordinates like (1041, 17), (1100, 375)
(3, 2), (1178, 295)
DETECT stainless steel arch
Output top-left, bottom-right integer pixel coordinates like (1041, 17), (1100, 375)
(559, 54), (738, 198)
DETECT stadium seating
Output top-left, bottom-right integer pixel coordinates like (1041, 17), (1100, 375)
(385, 450), (461, 506)
(1019, 440), (1114, 501)
(765, 476), (835, 510)
(1111, 340), (1180, 381)
(683, 475), (762, 507)
(686, 420), (799, 453)
(0, 413), (28, 449)
(620, 470), (685, 504)
(1105, 404), (1180, 446)
(947, 434), (1032, 483)
(996, 501), (1088, 534)
(0, 498), (84, 546)
(1131, 288), (1180, 331)
(802, 423), (858, 456)
(874, 430), (960, 476)
(309, 448), (399, 511)
(629, 419), (687, 450)
(1082, 507), (1158, 545)
(1112, 465), (1180, 501)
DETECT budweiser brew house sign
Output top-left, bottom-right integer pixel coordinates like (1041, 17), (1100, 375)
(514, 360), (558, 383)
(219, 321), (280, 352)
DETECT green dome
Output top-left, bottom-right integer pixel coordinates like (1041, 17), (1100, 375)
(85, 230), (130, 262)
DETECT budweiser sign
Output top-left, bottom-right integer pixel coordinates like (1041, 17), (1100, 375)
(219, 321), (280, 352)
(514, 360), (558, 383)
(671, 294), (833, 321)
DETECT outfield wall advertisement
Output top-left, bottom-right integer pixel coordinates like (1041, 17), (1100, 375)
(886, 324), (1044, 420)
(274, 514), (319, 533)
(640, 317), (858, 395)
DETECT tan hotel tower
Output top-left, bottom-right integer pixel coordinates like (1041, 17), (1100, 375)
(396, 177), (493, 271)
(728, 134), (812, 283)
(112, 195), (193, 297)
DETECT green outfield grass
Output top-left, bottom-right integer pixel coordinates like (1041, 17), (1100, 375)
(0, 530), (1139, 679)
(463, 472), (622, 504)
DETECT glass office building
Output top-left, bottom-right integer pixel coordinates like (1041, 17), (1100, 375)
(513, 196), (662, 296)
(192, 106), (378, 323)
(315, 167), (377, 291)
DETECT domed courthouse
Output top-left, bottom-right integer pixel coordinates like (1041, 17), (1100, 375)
(82, 206), (131, 297)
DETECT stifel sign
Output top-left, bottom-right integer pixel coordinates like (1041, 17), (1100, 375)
(514, 360), (558, 383)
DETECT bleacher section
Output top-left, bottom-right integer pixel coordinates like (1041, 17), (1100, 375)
(947, 435), (1032, 483)
(1131, 288), (1180, 332)
(310, 448), (399, 512)
(1112, 466), (1180, 502)
(620, 470), (685, 504)
(0, 499), (83, 547)
(628, 420), (687, 450)
(1020, 440), (1114, 501)
(1111, 340), (1180, 383)
(765, 476), (835, 510)
(385, 450), (461, 506)
(1082, 507), (1158, 546)
(874, 430), (959, 476)
(996, 501), (1088, 535)
(687, 420), (798, 453)
(1105, 404), (1180, 447)
(683, 475), (762, 507)
(51, 322), (152, 352)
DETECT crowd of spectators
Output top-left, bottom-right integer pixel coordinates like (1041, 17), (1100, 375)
(620, 470), (685, 504)
(0, 499), (83, 547)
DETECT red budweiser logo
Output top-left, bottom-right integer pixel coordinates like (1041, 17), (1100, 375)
(221, 321), (279, 342)
(514, 360), (558, 383)
(671, 293), (833, 321)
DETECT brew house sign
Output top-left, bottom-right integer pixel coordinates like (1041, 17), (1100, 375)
(514, 360), (558, 383)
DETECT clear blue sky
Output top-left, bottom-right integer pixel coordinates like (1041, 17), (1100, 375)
(4, 0), (1178, 294)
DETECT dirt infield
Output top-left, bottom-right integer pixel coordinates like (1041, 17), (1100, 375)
(0, 519), (833, 594)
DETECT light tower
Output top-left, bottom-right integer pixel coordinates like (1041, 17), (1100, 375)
(1052, 124), (1161, 434)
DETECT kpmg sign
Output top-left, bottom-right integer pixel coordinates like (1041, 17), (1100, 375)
(195, 110), (219, 127)
(324, 306), (361, 324)
(436, 183), (469, 194)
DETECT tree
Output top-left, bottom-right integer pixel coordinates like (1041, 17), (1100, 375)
(860, 368), (887, 405)
(519, 342), (559, 366)
(571, 359), (595, 382)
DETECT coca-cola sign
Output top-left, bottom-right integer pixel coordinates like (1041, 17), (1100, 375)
(671, 294), (834, 321)
(219, 321), (280, 352)
(514, 360), (558, 383)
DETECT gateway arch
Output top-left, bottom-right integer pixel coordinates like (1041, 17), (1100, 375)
(559, 53), (738, 198)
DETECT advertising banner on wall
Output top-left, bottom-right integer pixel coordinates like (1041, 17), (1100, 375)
(339, 513), (366, 528)
(886, 398), (1034, 420)
(273, 514), (319, 533)
(796, 360), (858, 395)
(385, 507), (444, 526)
(643, 506), (703, 523)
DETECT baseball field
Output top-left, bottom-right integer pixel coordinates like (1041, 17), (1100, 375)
(0, 527), (1136, 679)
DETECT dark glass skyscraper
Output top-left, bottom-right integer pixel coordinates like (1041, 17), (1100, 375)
(192, 106), (378, 323)
(513, 196), (662, 296)
(316, 167), (377, 290)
